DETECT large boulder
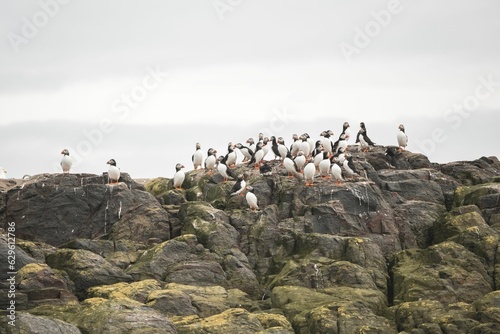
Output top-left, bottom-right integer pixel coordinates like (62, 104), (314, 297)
(391, 241), (493, 305)
(46, 248), (133, 299)
(3, 173), (170, 246)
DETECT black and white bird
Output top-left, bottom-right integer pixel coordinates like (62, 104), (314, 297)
(217, 155), (232, 182)
(303, 159), (316, 186)
(312, 140), (324, 170)
(290, 133), (301, 157)
(0, 167), (7, 179)
(277, 137), (289, 161)
(330, 162), (343, 185)
(270, 136), (281, 160)
(318, 152), (331, 178)
(60, 149), (72, 174)
(224, 142), (238, 168)
(299, 134), (311, 158)
(246, 137), (256, 155)
(283, 152), (299, 178)
(204, 148), (217, 174)
(107, 159), (120, 185)
(320, 130), (335, 155)
(294, 151), (306, 172)
(192, 143), (203, 170)
(355, 122), (375, 152)
(230, 174), (246, 196)
(342, 154), (359, 179)
(235, 143), (254, 163)
(173, 163), (186, 189)
(333, 122), (350, 153)
(245, 186), (259, 211)
(259, 161), (273, 175)
(397, 124), (408, 151)
(250, 142), (265, 170)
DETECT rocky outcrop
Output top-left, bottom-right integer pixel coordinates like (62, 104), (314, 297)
(3, 173), (171, 247)
(1, 147), (499, 333)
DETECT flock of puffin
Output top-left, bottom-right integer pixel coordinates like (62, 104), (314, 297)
(34, 122), (407, 211)
(172, 122), (407, 210)
(0, 123), (409, 211)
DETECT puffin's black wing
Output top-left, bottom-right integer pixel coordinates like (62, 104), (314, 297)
(364, 133), (376, 146)
(355, 130), (362, 144)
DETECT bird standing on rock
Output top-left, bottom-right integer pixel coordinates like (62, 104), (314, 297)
(230, 174), (246, 196)
(107, 159), (120, 185)
(245, 186), (259, 211)
(192, 143), (203, 170)
(355, 122), (375, 152)
(60, 149), (72, 174)
(303, 159), (316, 186)
(0, 167), (7, 179)
(217, 156), (232, 182)
(397, 124), (408, 151)
(173, 163), (186, 190)
(204, 148), (217, 174)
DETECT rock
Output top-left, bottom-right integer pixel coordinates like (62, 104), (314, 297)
(46, 248), (133, 299)
(0, 232), (40, 280)
(453, 182), (500, 224)
(4, 173), (170, 246)
(271, 285), (395, 334)
(440, 156), (500, 185)
(87, 279), (162, 303)
(391, 241), (493, 305)
(16, 263), (78, 307)
(1, 312), (82, 334)
(173, 308), (268, 334)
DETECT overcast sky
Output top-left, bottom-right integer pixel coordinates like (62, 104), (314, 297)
(1, 0), (499, 178)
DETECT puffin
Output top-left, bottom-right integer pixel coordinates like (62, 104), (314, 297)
(230, 174), (246, 196)
(303, 133), (315, 155)
(217, 155), (232, 182)
(294, 151), (306, 172)
(355, 122), (375, 152)
(235, 143), (254, 162)
(224, 142), (238, 168)
(303, 159), (316, 186)
(60, 149), (72, 174)
(332, 147), (346, 165)
(277, 137), (289, 161)
(173, 163), (186, 190)
(107, 159), (120, 185)
(320, 130), (335, 155)
(312, 140), (324, 170)
(204, 148), (217, 174)
(191, 143), (203, 170)
(246, 137), (256, 155)
(299, 134), (311, 158)
(250, 141), (265, 169)
(332, 122), (350, 153)
(270, 136), (281, 160)
(290, 134), (301, 157)
(261, 137), (271, 160)
(330, 162), (344, 185)
(283, 152), (299, 178)
(397, 124), (408, 151)
(0, 167), (7, 179)
(259, 161), (273, 175)
(318, 152), (331, 178)
(342, 154), (359, 179)
(245, 186), (259, 211)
